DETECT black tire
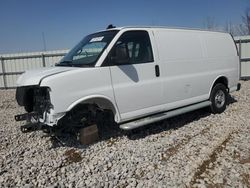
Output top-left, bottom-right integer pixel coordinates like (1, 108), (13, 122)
(210, 83), (228, 114)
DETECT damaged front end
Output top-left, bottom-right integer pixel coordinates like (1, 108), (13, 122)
(15, 86), (64, 132)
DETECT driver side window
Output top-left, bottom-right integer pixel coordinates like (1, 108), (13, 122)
(105, 30), (154, 66)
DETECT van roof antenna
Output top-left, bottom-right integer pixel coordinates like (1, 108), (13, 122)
(106, 24), (116, 29)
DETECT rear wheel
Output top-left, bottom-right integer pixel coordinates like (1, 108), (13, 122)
(210, 83), (228, 114)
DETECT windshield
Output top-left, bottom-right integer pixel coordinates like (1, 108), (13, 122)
(57, 30), (118, 67)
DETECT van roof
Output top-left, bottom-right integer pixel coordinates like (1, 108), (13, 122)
(105, 26), (228, 34)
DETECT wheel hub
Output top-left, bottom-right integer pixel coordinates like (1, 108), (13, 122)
(215, 90), (225, 108)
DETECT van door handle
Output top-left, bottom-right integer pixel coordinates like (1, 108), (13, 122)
(155, 65), (160, 77)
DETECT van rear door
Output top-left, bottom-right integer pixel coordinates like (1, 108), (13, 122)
(107, 30), (163, 121)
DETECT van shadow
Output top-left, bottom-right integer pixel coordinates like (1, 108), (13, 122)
(228, 95), (237, 104)
(48, 108), (210, 148)
(49, 95), (238, 148)
(48, 120), (123, 149)
(126, 95), (238, 140)
(125, 108), (211, 140)
(119, 65), (139, 82)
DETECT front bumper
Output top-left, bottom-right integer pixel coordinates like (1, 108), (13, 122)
(15, 109), (66, 127)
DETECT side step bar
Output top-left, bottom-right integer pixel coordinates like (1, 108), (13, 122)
(119, 101), (211, 130)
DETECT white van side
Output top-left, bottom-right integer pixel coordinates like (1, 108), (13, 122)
(15, 27), (240, 131)
(154, 28), (239, 112)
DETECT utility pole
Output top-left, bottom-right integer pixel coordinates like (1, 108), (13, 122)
(42, 32), (47, 51)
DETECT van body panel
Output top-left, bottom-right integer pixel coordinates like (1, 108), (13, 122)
(15, 26), (240, 127)
(151, 29), (239, 112)
(109, 63), (163, 121)
(108, 29), (163, 121)
(16, 66), (76, 86)
(39, 67), (119, 118)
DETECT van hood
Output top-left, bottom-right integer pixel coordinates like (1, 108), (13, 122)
(17, 67), (77, 86)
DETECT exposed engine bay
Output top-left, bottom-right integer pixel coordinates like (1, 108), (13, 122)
(16, 86), (51, 114)
(15, 86), (53, 126)
(15, 86), (114, 135)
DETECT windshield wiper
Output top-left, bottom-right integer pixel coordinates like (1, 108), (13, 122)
(55, 60), (74, 67)
(55, 60), (94, 67)
(80, 63), (94, 67)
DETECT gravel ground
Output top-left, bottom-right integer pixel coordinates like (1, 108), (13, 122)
(0, 81), (249, 187)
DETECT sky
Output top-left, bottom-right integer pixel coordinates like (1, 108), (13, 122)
(0, 0), (249, 54)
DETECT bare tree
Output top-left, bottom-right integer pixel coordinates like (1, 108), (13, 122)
(203, 17), (217, 30)
(224, 8), (250, 36)
(224, 21), (243, 36)
(233, 8), (250, 35)
(225, 21), (233, 34)
(242, 8), (250, 35)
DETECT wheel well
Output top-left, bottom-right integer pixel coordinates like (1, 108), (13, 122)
(60, 98), (118, 128)
(69, 97), (118, 123)
(212, 76), (228, 89)
(82, 97), (116, 115)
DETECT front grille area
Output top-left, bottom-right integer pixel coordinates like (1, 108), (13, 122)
(16, 86), (52, 118)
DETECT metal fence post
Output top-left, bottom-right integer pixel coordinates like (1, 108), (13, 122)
(41, 54), (46, 67)
(239, 39), (242, 79)
(1, 56), (7, 89)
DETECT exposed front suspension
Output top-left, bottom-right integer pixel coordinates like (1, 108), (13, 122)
(20, 123), (42, 133)
(14, 112), (39, 122)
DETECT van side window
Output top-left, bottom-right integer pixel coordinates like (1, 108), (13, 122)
(106, 31), (154, 66)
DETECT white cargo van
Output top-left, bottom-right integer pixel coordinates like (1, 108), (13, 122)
(15, 26), (240, 131)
